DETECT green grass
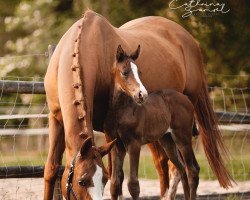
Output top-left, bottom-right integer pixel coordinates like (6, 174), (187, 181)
(0, 151), (48, 166)
(103, 153), (250, 181)
(1, 151), (250, 181)
(225, 194), (240, 200)
(1, 132), (250, 181)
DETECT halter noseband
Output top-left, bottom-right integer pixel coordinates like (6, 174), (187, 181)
(66, 151), (79, 200)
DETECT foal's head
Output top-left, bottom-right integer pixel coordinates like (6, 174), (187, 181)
(113, 45), (148, 104)
(63, 136), (116, 200)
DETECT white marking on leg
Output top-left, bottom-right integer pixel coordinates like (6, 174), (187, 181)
(167, 170), (180, 200)
(161, 189), (169, 200)
(118, 195), (124, 200)
(87, 165), (104, 200)
(130, 62), (148, 96)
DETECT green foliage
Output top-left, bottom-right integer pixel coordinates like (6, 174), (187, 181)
(0, 0), (248, 124)
(0, 0), (249, 84)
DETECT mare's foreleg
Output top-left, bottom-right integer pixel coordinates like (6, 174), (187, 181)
(159, 133), (190, 200)
(147, 142), (170, 198)
(127, 141), (141, 200)
(109, 137), (126, 200)
(44, 114), (65, 200)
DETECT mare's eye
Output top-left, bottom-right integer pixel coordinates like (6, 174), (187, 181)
(78, 173), (87, 187)
(121, 70), (129, 77)
(78, 179), (86, 187)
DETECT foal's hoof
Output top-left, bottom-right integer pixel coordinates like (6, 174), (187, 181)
(118, 195), (124, 200)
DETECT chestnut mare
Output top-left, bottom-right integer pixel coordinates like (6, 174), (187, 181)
(44, 10), (233, 200)
(104, 45), (199, 200)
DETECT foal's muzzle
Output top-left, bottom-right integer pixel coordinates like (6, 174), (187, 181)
(134, 90), (148, 104)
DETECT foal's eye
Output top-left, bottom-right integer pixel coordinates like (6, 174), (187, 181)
(121, 70), (129, 77)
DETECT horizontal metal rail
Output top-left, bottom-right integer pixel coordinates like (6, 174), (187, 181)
(0, 129), (104, 136)
(0, 128), (48, 135)
(0, 113), (48, 120)
(0, 166), (64, 179)
(1, 124), (249, 136)
(0, 80), (249, 124)
(217, 111), (250, 124)
(0, 80), (45, 94)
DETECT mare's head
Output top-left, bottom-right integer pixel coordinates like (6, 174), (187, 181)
(63, 136), (116, 200)
(113, 45), (148, 104)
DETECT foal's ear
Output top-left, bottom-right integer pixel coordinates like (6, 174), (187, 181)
(116, 45), (126, 62)
(130, 45), (140, 61)
(97, 139), (117, 157)
(80, 136), (93, 156)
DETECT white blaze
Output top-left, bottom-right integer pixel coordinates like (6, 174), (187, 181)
(130, 62), (148, 96)
(87, 165), (104, 200)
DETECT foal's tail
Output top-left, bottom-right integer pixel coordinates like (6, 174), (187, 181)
(194, 77), (235, 188)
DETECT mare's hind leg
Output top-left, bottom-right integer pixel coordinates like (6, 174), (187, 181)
(44, 113), (65, 200)
(171, 128), (199, 200)
(147, 142), (170, 199)
(109, 137), (126, 200)
(159, 133), (190, 200)
(127, 141), (141, 200)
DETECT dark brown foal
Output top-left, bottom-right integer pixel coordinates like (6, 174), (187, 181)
(104, 45), (199, 200)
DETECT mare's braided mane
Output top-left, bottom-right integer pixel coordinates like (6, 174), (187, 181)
(71, 13), (88, 137)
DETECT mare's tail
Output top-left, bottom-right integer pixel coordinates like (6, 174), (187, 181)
(194, 76), (235, 188)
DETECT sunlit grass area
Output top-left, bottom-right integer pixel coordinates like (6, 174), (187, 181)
(1, 149), (250, 181)
(1, 131), (249, 181)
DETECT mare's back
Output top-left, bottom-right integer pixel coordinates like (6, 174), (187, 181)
(119, 16), (193, 42)
(118, 16), (203, 95)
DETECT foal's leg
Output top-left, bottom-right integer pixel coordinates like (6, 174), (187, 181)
(167, 160), (181, 200)
(171, 129), (199, 200)
(127, 141), (141, 200)
(159, 133), (190, 200)
(147, 142), (170, 198)
(44, 114), (65, 200)
(109, 138), (126, 200)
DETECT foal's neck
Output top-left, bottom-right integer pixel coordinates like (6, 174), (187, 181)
(111, 88), (134, 111)
(108, 78), (135, 115)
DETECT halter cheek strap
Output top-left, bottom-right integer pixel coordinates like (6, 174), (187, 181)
(66, 151), (79, 200)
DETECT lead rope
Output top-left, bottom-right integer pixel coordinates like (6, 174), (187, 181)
(66, 151), (79, 200)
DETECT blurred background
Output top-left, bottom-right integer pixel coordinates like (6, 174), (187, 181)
(0, 0), (249, 86)
(0, 0), (249, 199)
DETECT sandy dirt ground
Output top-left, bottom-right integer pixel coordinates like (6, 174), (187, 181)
(0, 178), (249, 200)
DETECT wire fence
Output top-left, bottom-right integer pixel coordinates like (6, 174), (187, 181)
(0, 53), (249, 199)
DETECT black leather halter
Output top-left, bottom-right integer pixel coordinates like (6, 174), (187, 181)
(66, 151), (79, 200)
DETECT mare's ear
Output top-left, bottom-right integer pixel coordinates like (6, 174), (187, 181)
(80, 136), (93, 156)
(97, 139), (117, 157)
(130, 45), (140, 61)
(116, 45), (126, 62)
